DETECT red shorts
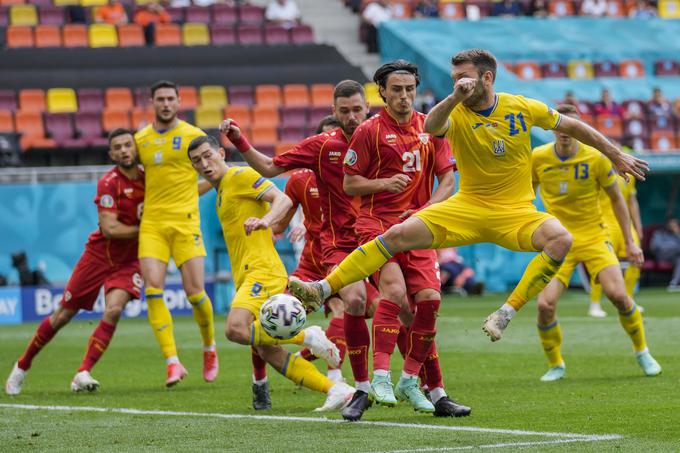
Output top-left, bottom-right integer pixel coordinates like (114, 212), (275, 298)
(291, 255), (326, 282)
(322, 246), (356, 271)
(374, 248), (440, 296)
(61, 249), (141, 311)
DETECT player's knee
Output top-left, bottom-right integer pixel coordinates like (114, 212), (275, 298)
(225, 321), (249, 344)
(104, 304), (124, 323)
(380, 282), (407, 305)
(382, 224), (408, 253)
(537, 296), (555, 318)
(553, 228), (573, 258)
(414, 288), (440, 302)
(605, 287), (629, 308)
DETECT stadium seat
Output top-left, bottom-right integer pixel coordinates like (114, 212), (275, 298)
(594, 61), (619, 78)
(224, 104), (252, 129)
(619, 59), (644, 78)
(274, 142), (295, 156)
(0, 90), (17, 110)
(212, 4), (237, 25)
(250, 124), (277, 146)
(252, 105), (279, 128)
(63, 24), (88, 48)
(210, 24), (236, 45)
(45, 112), (75, 145)
(623, 118), (647, 138)
(118, 24), (145, 47)
(38, 6), (65, 25)
(605, 0), (628, 16)
(649, 114), (674, 132)
(464, 0), (491, 17)
(77, 88), (104, 113)
(80, 0), (108, 6)
(439, 1), (465, 19)
(622, 99), (646, 119)
(182, 23), (210, 46)
(264, 24), (290, 45)
(35, 25), (62, 47)
(363, 82), (385, 107)
(74, 111), (107, 146)
(29, 0), (52, 7)
(102, 109), (131, 132)
(283, 84), (310, 107)
(389, 0), (412, 18)
(654, 59), (680, 76)
(541, 62), (568, 78)
(596, 114), (623, 138)
(52, 0), (79, 6)
(280, 106), (308, 127)
(290, 24), (313, 45)
(194, 106), (222, 129)
(131, 107), (154, 129)
(6, 26), (34, 48)
(237, 24), (263, 45)
(88, 23), (118, 47)
(19, 89), (46, 112)
(627, 136), (648, 153)
(255, 85), (282, 107)
(133, 87), (151, 107)
(165, 6), (185, 23)
(310, 84), (333, 107)
(10, 4), (37, 25)
(238, 4), (264, 24)
(548, 0), (574, 16)
(0, 9), (7, 27)
(649, 131), (677, 152)
(278, 125), (306, 143)
(0, 0), (26, 6)
(185, 5), (210, 23)
(513, 61), (541, 80)
(47, 88), (78, 113)
(567, 60), (594, 80)
(310, 106), (331, 125)
(227, 85), (254, 106)
(659, 0), (680, 19)
(105, 87), (134, 111)
(155, 23), (181, 47)
(178, 86), (198, 110)
(199, 85), (227, 109)
(0, 110), (14, 133)
(15, 110), (56, 149)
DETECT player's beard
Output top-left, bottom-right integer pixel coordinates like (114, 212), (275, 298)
(155, 110), (177, 127)
(462, 78), (487, 109)
(116, 156), (138, 170)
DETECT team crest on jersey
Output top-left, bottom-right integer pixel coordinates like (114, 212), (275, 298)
(100, 194), (114, 208)
(154, 151), (163, 164)
(492, 140), (506, 156)
(418, 133), (429, 145)
(344, 149), (358, 166)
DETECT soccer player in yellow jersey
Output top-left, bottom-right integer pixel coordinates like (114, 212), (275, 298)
(587, 173), (644, 317)
(188, 135), (355, 412)
(289, 49), (649, 342)
(135, 80), (218, 386)
(532, 104), (661, 381)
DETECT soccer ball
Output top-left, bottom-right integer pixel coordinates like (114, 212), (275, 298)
(259, 294), (306, 340)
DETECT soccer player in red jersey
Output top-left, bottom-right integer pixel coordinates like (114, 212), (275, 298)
(219, 80), (375, 420)
(5, 129), (144, 395)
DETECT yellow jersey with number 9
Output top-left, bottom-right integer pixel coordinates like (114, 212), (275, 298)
(216, 166), (287, 289)
(135, 120), (205, 224)
(532, 142), (617, 236)
(445, 92), (561, 205)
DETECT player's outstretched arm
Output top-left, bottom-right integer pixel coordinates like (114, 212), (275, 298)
(99, 211), (139, 239)
(604, 182), (644, 267)
(219, 119), (286, 177)
(343, 173), (411, 196)
(424, 77), (477, 137)
(270, 204), (297, 235)
(243, 187), (293, 235)
(628, 193), (644, 240)
(555, 115), (649, 181)
(198, 179), (213, 195)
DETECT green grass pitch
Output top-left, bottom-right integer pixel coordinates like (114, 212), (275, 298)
(1, 289), (678, 452)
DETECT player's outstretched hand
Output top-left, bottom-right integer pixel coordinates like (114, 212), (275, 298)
(612, 152), (649, 182)
(219, 118), (241, 141)
(452, 77), (477, 103)
(383, 174), (411, 193)
(244, 217), (269, 235)
(627, 242), (644, 268)
(288, 225), (306, 243)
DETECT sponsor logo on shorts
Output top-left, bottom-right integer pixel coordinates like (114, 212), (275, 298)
(344, 149), (358, 166)
(100, 195), (114, 208)
(64, 290), (72, 301)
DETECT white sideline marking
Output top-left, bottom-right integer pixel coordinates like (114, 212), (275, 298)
(0, 403), (622, 450)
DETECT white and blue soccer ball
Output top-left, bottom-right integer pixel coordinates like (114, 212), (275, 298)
(259, 294), (306, 340)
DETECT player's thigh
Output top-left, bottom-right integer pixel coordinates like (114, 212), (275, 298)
(487, 204), (557, 252)
(381, 217), (436, 252)
(139, 222), (171, 264)
(402, 249), (441, 299)
(179, 255), (205, 296)
(170, 224), (207, 268)
(413, 194), (486, 249)
(232, 275), (288, 320)
(62, 252), (109, 311)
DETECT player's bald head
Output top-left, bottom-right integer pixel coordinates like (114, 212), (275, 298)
(452, 49), (497, 82)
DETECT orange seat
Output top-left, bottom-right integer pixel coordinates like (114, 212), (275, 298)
(63, 25), (88, 48)
(131, 107), (154, 129)
(155, 24), (181, 47)
(224, 105), (252, 129)
(6, 26), (34, 48)
(283, 84), (310, 107)
(514, 61), (541, 80)
(605, 0), (628, 16)
(102, 109), (131, 132)
(118, 24), (145, 47)
(0, 0), (27, 5)
(19, 89), (46, 113)
(595, 114), (623, 138)
(619, 59), (645, 78)
(439, 1), (465, 19)
(178, 86), (198, 109)
(15, 110), (56, 150)
(250, 124), (278, 146)
(0, 111), (14, 133)
(650, 131), (678, 152)
(390, 0), (412, 18)
(35, 25), (62, 48)
(105, 87), (134, 111)
(255, 85), (282, 107)
(310, 84), (333, 107)
(549, 0), (574, 16)
(252, 105), (279, 128)
(275, 142), (295, 156)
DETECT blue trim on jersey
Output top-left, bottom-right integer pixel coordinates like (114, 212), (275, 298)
(474, 95), (498, 117)
(537, 319), (560, 331)
(553, 144), (572, 162)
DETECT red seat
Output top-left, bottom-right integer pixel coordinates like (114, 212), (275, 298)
(228, 85), (254, 106)
(185, 5), (210, 23)
(649, 115), (675, 132)
(74, 111), (107, 147)
(620, 59), (645, 78)
(238, 4), (264, 25)
(237, 24), (263, 45)
(596, 114), (623, 139)
(0, 90), (17, 111)
(38, 6), (64, 25)
(549, 0), (574, 16)
(264, 24), (290, 45)
(541, 62), (568, 78)
(594, 61), (619, 77)
(622, 99), (646, 119)
(210, 24), (236, 45)
(654, 59), (680, 76)
(212, 4), (237, 25)
(439, 2), (464, 19)
(44, 112), (75, 146)
(623, 118), (647, 138)
(291, 24), (313, 45)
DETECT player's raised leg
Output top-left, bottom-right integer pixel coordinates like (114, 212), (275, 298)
(536, 279), (567, 381)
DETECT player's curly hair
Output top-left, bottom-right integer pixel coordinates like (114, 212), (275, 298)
(451, 49), (497, 81)
(372, 60), (420, 102)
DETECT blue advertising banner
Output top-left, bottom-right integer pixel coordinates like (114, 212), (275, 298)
(0, 287), (22, 324)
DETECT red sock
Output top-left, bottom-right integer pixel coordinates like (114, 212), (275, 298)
(422, 343), (444, 389)
(251, 347), (267, 381)
(344, 312), (370, 382)
(298, 348), (316, 361)
(17, 317), (57, 371)
(78, 320), (116, 372)
(403, 299), (440, 376)
(396, 324), (408, 359)
(372, 299), (402, 372)
(325, 317), (346, 368)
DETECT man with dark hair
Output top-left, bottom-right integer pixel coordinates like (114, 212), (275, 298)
(531, 105), (660, 381)
(6, 129), (145, 395)
(289, 48), (648, 345)
(135, 80), (218, 387)
(187, 135), (354, 412)
(315, 115), (342, 134)
(219, 79), (375, 420)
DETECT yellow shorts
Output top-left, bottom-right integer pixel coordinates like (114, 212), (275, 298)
(232, 274), (288, 318)
(607, 222), (641, 259)
(138, 221), (206, 267)
(555, 230), (619, 287)
(413, 193), (555, 252)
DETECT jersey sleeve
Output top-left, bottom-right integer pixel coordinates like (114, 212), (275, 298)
(628, 178), (637, 196)
(284, 173), (302, 210)
(232, 167), (276, 201)
(596, 155), (618, 189)
(94, 177), (118, 213)
(344, 123), (373, 176)
(526, 98), (561, 131)
(433, 136), (455, 174)
(273, 135), (320, 170)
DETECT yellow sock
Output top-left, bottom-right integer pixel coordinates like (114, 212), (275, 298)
(537, 320), (564, 367)
(326, 236), (393, 293)
(624, 266), (640, 298)
(282, 352), (333, 393)
(146, 287), (177, 359)
(618, 303), (647, 353)
(188, 290), (215, 347)
(251, 322), (305, 346)
(506, 252), (563, 311)
(590, 280), (602, 305)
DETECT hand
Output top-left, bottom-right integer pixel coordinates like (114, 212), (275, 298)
(244, 217), (269, 235)
(382, 174), (411, 193)
(627, 242), (644, 268)
(611, 152), (649, 182)
(219, 118), (241, 142)
(287, 225), (306, 243)
(452, 77), (477, 103)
